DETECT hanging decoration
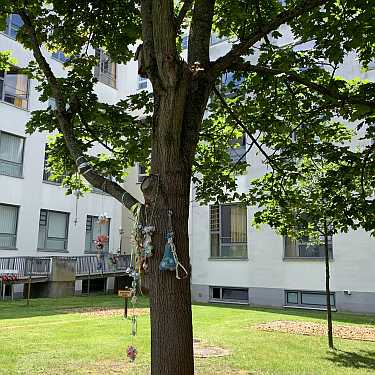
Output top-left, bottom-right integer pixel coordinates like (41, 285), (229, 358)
(73, 189), (80, 226)
(141, 225), (155, 258)
(159, 210), (188, 279)
(127, 346), (137, 362)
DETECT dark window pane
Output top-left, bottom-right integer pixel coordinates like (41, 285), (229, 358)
(301, 292), (335, 306)
(222, 288), (248, 301)
(212, 287), (220, 299)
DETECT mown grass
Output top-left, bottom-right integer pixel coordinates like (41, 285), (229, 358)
(0, 295), (375, 374)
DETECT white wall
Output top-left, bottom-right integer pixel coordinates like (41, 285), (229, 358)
(0, 33), (122, 257)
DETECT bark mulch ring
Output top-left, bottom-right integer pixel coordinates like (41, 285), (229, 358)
(193, 338), (231, 358)
(256, 320), (375, 342)
(63, 307), (150, 317)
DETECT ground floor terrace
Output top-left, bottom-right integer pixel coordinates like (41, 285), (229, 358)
(0, 295), (375, 375)
(0, 255), (132, 300)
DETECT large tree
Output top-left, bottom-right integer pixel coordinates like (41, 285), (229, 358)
(1, 1), (375, 374)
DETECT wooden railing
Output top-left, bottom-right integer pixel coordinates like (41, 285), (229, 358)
(75, 254), (131, 276)
(0, 257), (51, 277)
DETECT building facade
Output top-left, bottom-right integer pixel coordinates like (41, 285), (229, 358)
(122, 30), (375, 314)
(2, 17), (374, 313)
(0, 19), (124, 297)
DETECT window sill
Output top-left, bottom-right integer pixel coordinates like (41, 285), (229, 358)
(210, 299), (249, 305)
(283, 257), (334, 261)
(0, 171), (24, 179)
(37, 248), (69, 253)
(284, 305), (337, 312)
(209, 257), (248, 261)
(0, 99), (29, 112)
(0, 247), (18, 251)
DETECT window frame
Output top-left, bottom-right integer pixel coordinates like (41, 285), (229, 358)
(285, 290), (336, 309)
(210, 203), (248, 259)
(37, 209), (69, 252)
(94, 49), (117, 88)
(210, 286), (249, 304)
(85, 215), (111, 253)
(0, 68), (29, 110)
(283, 235), (333, 260)
(51, 51), (69, 64)
(42, 147), (64, 184)
(228, 133), (247, 164)
(137, 75), (148, 90)
(0, 203), (19, 250)
(0, 130), (25, 178)
(137, 163), (148, 184)
(2, 14), (23, 39)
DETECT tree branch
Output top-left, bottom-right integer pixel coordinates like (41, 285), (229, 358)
(188, 0), (215, 67)
(19, 10), (141, 209)
(175, 0), (194, 31)
(209, 0), (330, 76)
(231, 62), (375, 109)
(213, 87), (280, 171)
(139, 0), (163, 92)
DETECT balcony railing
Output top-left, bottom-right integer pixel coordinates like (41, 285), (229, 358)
(0, 257), (51, 277)
(75, 254), (130, 276)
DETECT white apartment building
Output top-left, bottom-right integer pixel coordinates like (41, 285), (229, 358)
(1, 15), (374, 313)
(123, 30), (375, 314)
(0, 16), (123, 297)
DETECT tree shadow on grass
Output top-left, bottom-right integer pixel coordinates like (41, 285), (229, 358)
(326, 349), (375, 371)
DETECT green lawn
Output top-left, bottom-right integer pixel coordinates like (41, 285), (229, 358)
(1, 295), (375, 375)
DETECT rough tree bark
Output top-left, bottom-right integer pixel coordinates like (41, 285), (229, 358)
(143, 69), (212, 375)
(323, 220), (334, 349)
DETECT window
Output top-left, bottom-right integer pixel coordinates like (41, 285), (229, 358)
(285, 290), (335, 309)
(43, 149), (64, 184)
(210, 286), (249, 303)
(51, 51), (69, 63)
(210, 204), (247, 258)
(228, 134), (246, 164)
(38, 209), (69, 251)
(85, 215), (110, 253)
(368, 60), (375, 70)
(0, 68), (29, 109)
(0, 204), (19, 249)
(284, 235), (333, 259)
(181, 35), (188, 50)
(94, 49), (116, 88)
(210, 33), (226, 46)
(3, 14), (23, 39)
(137, 163), (147, 184)
(138, 75), (148, 90)
(0, 131), (24, 177)
(221, 72), (244, 97)
(48, 97), (56, 110)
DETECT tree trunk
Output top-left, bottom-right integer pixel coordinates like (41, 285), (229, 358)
(143, 86), (198, 375)
(323, 221), (334, 349)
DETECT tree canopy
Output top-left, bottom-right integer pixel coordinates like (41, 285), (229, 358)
(1, 1), (375, 374)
